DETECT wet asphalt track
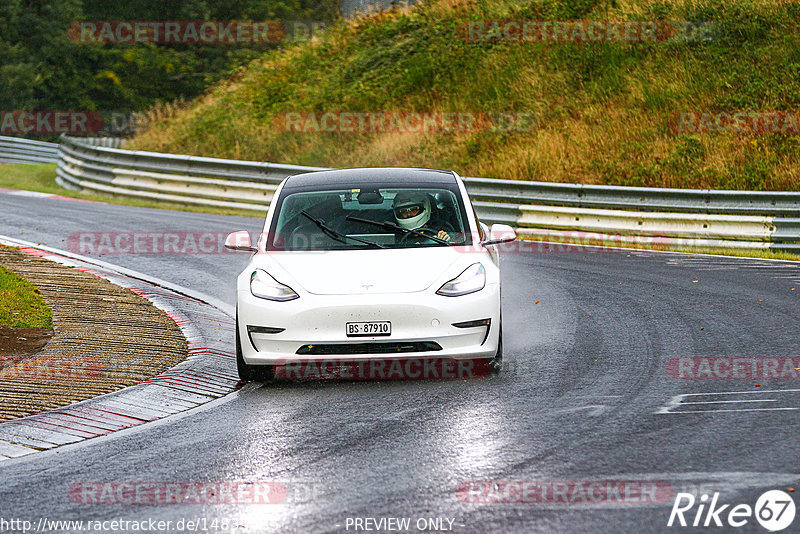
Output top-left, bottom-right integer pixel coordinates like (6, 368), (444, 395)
(0, 192), (799, 533)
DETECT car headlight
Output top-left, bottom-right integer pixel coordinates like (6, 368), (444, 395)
(250, 269), (299, 301)
(436, 263), (486, 297)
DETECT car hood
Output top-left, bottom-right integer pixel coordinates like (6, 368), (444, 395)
(264, 248), (464, 295)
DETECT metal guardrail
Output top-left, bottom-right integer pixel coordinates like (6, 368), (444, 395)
(12, 135), (793, 252)
(56, 135), (327, 211)
(0, 136), (60, 164)
(464, 177), (800, 216)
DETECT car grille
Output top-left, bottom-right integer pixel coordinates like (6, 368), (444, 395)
(296, 341), (443, 355)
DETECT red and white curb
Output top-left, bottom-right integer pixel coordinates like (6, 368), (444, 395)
(0, 236), (240, 461)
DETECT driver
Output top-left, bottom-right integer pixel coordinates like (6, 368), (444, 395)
(392, 192), (453, 242)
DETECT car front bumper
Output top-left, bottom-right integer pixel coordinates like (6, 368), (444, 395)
(237, 284), (501, 365)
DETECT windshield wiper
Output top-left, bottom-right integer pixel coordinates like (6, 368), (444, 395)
(345, 215), (454, 245)
(300, 211), (386, 249)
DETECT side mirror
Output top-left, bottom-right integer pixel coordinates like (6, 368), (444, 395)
(224, 231), (257, 252)
(482, 224), (516, 246)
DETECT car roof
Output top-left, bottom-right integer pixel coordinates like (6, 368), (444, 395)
(282, 167), (457, 189)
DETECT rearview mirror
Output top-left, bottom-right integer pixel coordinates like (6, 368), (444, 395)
(357, 190), (384, 204)
(224, 231), (257, 252)
(482, 224), (516, 246)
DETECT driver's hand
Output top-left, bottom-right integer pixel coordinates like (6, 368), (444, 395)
(437, 230), (451, 241)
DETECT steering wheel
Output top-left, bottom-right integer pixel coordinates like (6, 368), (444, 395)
(398, 227), (442, 244)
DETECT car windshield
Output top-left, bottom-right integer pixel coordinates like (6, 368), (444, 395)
(268, 185), (471, 251)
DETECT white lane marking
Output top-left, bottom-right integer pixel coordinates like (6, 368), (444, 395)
(656, 389), (800, 414)
(7, 190), (54, 198)
(664, 407), (799, 414)
(743, 262), (794, 269)
(680, 388), (800, 396)
(555, 405), (607, 416)
(678, 399), (777, 405)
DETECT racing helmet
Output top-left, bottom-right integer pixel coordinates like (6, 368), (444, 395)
(393, 192), (431, 230)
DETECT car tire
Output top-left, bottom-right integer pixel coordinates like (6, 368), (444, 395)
(235, 312), (275, 382)
(236, 313), (254, 382)
(489, 326), (503, 374)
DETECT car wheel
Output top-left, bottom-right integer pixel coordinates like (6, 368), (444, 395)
(235, 312), (254, 382)
(489, 326), (503, 374)
(235, 312), (276, 381)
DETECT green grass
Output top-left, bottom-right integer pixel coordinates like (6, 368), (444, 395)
(0, 262), (53, 328)
(0, 164), (61, 194)
(0, 163), (260, 218)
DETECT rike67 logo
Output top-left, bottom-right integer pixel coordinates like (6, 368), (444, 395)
(668, 490), (795, 531)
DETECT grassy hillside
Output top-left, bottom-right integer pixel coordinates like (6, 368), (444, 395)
(131, 0), (800, 191)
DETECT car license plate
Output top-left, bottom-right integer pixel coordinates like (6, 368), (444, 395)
(346, 321), (391, 337)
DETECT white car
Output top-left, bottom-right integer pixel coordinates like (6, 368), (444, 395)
(225, 168), (516, 381)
